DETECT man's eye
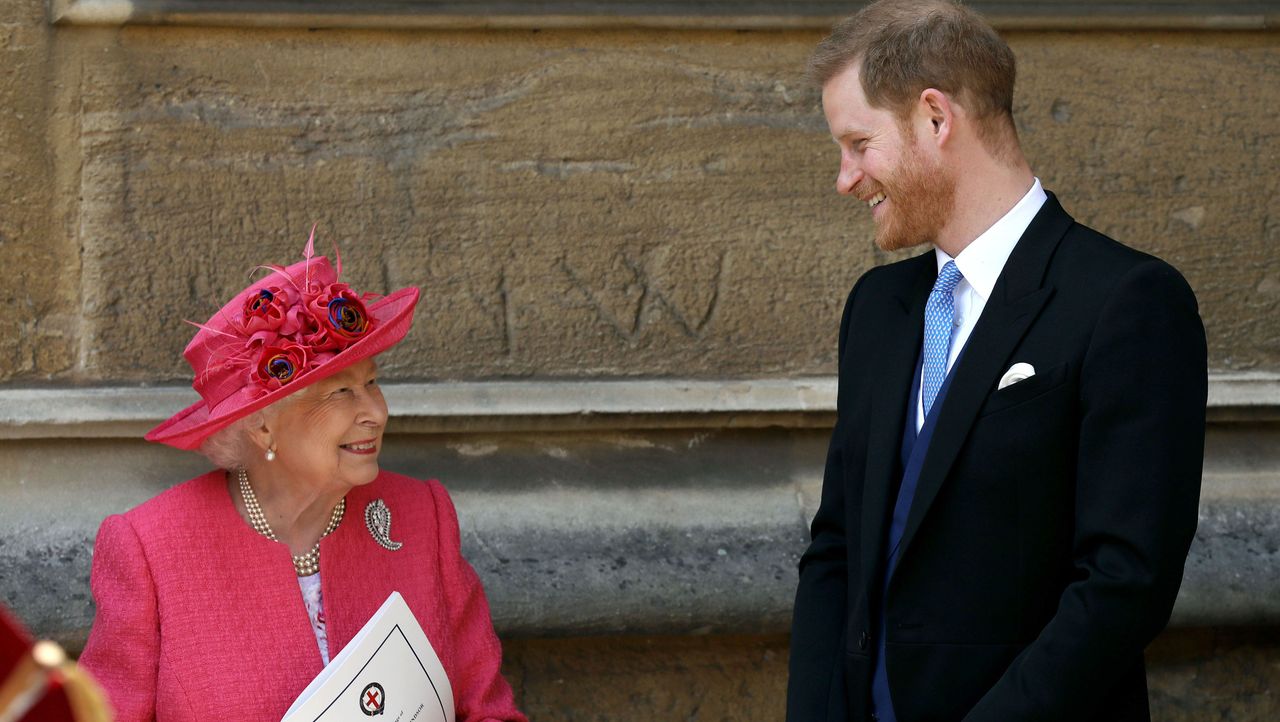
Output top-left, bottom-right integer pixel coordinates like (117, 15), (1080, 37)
(367, 378), (379, 387)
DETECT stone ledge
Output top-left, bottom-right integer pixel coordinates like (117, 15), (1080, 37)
(1, 376), (1275, 643)
(2, 473), (1276, 645)
(465, 475), (1280, 635)
(0, 373), (1273, 438)
(48, 0), (1278, 31)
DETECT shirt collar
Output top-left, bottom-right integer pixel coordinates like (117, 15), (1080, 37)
(935, 178), (1048, 301)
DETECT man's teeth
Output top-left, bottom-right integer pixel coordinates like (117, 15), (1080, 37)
(344, 442), (376, 451)
(868, 192), (886, 209)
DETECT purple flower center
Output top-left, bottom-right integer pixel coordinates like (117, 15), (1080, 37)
(327, 298), (368, 337)
(249, 289), (275, 313)
(266, 354), (295, 381)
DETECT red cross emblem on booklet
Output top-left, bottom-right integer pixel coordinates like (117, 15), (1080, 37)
(360, 681), (385, 716)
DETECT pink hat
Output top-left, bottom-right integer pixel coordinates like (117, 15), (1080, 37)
(146, 235), (419, 451)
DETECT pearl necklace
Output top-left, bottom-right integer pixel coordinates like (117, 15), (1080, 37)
(236, 467), (345, 577)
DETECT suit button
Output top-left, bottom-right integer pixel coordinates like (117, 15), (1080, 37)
(858, 631), (869, 650)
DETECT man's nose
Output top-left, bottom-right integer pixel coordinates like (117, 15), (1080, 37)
(836, 156), (863, 195)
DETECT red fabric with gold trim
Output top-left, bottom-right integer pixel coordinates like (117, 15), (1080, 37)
(0, 603), (77, 722)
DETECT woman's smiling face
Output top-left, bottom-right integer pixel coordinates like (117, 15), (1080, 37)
(266, 358), (388, 492)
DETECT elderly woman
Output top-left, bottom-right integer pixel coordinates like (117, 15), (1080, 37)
(79, 239), (525, 722)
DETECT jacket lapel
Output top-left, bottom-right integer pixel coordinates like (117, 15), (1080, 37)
(858, 254), (934, 594)
(893, 194), (1074, 567)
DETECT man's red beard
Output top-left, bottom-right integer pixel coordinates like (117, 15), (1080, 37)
(861, 139), (957, 252)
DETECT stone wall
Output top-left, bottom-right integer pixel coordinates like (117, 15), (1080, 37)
(1, 19), (1277, 384)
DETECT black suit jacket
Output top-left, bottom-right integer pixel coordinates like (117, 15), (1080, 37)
(786, 195), (1207, 722)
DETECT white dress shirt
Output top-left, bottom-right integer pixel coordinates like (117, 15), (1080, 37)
(916, 178), (1048, 432)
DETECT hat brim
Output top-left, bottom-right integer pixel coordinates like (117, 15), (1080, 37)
(145, 286), (420, 451)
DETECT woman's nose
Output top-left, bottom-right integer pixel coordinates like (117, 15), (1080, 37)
(357, 388), (388, 427)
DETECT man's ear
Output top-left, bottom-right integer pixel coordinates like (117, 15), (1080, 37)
(917, 88), (954, 148)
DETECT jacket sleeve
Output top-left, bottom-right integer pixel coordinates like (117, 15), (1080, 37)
(786, 280), (863, 721)
(429, 482), (528, 722)
(78, 514), (160, 722)
(964, 259), (1208, 721)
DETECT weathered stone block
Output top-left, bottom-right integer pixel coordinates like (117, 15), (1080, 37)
(0, 0), (78, 382)
(48, 27), (1278, 383)
(504, 634), (789, 722)
(502, 628), (1280, 722)
(1012, 33), (1280, 372)
(68, 28), (852, 383)
(1146, 627), (1280, 721)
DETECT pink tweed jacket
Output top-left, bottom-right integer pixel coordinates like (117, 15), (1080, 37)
(79, 470), (526, 722)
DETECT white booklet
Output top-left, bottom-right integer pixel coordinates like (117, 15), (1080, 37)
(281, 591), (455, 722)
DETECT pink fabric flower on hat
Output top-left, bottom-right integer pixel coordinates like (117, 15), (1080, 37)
(252, 342), (311, 393)
(325, 291), (373, 342)
(241, 285), (299, 336)
(302, 283), (375, 350)
(292, 312), (334, 353)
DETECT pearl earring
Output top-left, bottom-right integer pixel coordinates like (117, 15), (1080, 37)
(266, 447), (276, 462)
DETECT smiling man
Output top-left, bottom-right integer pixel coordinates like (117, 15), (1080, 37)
(786, 2), (1208, 721)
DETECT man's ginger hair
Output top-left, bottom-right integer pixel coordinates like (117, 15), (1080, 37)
(809, 0), (1021, 162)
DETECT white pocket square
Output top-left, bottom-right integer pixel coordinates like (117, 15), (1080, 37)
(998, 362), (1036, 390)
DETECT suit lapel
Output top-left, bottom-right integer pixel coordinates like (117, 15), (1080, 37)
(858, 253), (934, 593)
(893, 194), (1074, 567)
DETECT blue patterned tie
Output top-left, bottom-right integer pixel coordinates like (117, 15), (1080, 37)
(922, 260), (964, 418)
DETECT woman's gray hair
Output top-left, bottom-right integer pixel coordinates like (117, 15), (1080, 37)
(197, 391), (302, 469)
(198, 411), (267, 470)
